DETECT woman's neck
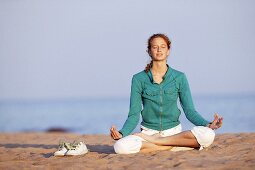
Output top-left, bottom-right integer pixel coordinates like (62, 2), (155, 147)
(151, 61), (168, 75)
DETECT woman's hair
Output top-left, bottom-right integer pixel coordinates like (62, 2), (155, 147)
(145, 33), (171, 73)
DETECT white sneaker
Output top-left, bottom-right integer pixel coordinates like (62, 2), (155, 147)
(54, 141), (71, 156)
(65, 141), (89, 156)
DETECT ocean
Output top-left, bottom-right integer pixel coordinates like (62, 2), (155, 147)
(0, 95), (254, 134)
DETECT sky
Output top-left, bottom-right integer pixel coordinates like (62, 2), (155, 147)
(0, 0), (255, 101)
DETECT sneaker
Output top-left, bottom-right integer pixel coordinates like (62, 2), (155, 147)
(54, 141), (71, 156)
(65, 141), (89, 156)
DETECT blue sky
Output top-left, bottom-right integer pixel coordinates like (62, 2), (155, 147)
(0, 0), (255, 100)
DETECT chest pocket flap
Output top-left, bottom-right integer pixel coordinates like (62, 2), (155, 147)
(164, 88), (177, 101)
(164, 89), (176, 94)
(144, 89), (160, 96)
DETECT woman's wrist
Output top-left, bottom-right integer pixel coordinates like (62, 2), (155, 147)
(118, 131), (123, 138)
(206, 123), (212, 128)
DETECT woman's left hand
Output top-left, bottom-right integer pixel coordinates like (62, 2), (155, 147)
(207, 113), (223, 130)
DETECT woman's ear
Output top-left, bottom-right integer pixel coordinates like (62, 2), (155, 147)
(167, 49), (170, 56)
(167, 45), (171, 56)
(147, 49), (151, 57)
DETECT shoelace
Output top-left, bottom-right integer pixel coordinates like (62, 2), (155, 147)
(57, 142), (66, 151)
(68, 141), (89, 152)
(69, 141), (81, 150)
(64, 142), (73, 150)
(58, 141), (86, 151)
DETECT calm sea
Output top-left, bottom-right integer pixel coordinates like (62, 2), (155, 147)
(0, 95), (254, 134)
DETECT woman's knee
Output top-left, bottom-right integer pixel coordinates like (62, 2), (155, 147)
(113, 135), (143, 154)
(114, 139), (129, 154)
(191, 126), (215, 148)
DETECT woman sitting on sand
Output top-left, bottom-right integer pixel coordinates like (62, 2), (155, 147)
(110, 33), (223, 154)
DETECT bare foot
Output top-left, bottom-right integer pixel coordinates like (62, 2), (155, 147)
(140, 141), (173, 153)
(133, 133), (161, 144)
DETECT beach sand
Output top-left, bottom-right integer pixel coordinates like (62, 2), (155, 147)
(0, 132), (254, 170)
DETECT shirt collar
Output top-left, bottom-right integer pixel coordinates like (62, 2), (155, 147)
(147, 64), (173, 84)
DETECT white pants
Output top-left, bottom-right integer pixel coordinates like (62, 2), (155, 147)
(114, 125), (215, 154)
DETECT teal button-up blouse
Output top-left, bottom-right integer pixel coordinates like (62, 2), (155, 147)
(119, 66), (210, 137)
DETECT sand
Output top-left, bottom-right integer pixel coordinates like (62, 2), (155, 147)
(0, 132), (254, 170)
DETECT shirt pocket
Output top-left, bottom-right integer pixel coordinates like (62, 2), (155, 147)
(144, 89), (159, 96)
(142, 89), (160, 101)
(164, 89), (178, 101)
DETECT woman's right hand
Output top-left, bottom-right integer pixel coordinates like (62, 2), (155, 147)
(110, 125), (122, 140)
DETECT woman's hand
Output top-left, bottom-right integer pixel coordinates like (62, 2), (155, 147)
(207, 113), (223, 130)
(110, 125), (122, 140)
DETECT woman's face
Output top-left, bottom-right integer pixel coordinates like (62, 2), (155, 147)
(149, 37), (170, 61)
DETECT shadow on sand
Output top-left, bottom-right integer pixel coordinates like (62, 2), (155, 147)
(0, 143), (115, 156)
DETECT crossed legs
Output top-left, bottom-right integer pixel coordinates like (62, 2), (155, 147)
(137, 130), (200, 153)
